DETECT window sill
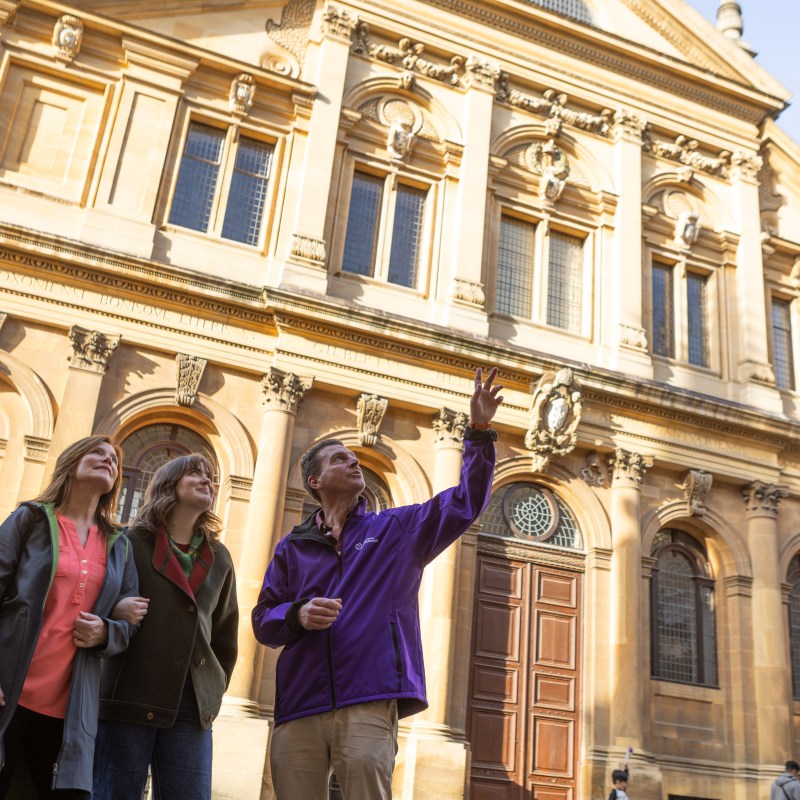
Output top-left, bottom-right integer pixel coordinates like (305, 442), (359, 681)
(160, 224), (264, 254)
(651, 678), (720, 698)
(333, 269), (426, 299)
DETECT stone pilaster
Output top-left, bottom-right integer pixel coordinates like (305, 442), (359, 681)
(742, 480), (792, 763)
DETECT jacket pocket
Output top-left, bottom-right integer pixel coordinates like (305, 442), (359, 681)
(390, 622), (404, 693)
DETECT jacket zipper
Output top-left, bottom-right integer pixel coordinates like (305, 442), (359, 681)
(390, 622), (403, 692)
(326, 546), (344, 708)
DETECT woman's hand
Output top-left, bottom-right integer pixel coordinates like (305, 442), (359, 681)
(73, 611), (109, 648)
(112, 596), (150, 625)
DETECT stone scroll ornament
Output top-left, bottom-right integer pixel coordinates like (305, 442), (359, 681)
(525, 367), (582, 472)
(356, 393), (388, 447)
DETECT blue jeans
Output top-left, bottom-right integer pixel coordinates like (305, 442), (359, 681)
(92, 683), (212, 800)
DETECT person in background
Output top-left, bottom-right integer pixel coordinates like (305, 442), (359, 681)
(93, 453), (238, 800)
(0, 435), (140, 799)
(771, 760), (800, 800)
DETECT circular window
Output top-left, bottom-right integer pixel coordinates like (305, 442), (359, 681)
(502, 484), (558, 539)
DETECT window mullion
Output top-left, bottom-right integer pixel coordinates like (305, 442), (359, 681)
(376, 177), (396, 281)
(210, 127), (238, 236)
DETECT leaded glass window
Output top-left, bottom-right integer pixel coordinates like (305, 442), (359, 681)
(652, 262), (675, 358)
(220, 138), (273, 246)
(772, 298), (795, 390)
(519, 0), (596, 25)
(116, 424), (218, 524)
(687, 272), (709, 367)
(496, 216), (534, 317)
(341, 171), (427, 289)
(547, 232), (584, 334)
(481, 483), (582, 549)
(789, 556), (800, 698)
(651, 530), (717, 687)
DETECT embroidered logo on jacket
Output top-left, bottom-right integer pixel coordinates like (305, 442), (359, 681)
(355, 537), (380, 551)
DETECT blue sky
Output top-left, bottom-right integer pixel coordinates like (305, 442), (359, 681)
(685, 0), (800, 145)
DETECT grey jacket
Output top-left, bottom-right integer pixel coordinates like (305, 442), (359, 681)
(0, 502), (138, 792)
(772, 775), (800, 800)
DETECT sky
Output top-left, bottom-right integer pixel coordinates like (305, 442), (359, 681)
(685, 0), (800, 145)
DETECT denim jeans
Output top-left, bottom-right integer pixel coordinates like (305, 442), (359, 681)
(92, 682), (212, 800)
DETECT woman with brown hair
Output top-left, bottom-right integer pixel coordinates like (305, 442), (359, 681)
(93, 453), (238, 800)
(0, 435), (140, 799)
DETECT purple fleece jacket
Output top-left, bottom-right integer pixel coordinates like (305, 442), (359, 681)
(252, 428), (496, 726)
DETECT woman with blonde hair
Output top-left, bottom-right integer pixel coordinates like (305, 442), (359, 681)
(0, 435), (140, 799)
(94, 453), (238, 800)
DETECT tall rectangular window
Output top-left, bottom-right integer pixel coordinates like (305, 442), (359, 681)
(169, 122), (274, 246)
(341, 171), (427, 289)
(652, 262), (675, 358)
(773, 298), (795, 390)
(496, 217), (534, 317)
(687, 273), (709, 367)
(547, 232), (583, 334)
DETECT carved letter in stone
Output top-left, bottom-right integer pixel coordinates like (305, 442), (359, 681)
(53, 15), (83, 62)
(175, 354), (207, 407)
(262, 368), (312, 414)
(69, 326), (120, 374)
(608, 449), (652, 487)
(742, 480), (788, 518)
(525, 368), (582, 472)
(229, 74), (255, 116)
(433, 408), (468, 447)
(581, 452), (606, 487)
(678, 469), (712, 516)
(356, 393), (388, 446)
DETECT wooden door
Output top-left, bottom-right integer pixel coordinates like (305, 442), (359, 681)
(468, 551), (582, 800)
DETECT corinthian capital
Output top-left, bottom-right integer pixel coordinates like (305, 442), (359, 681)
(612, 109), (647, 142)
(742, 480), (787, 518)
(433, 407), (468, 448)
(464, 55), (501, 91)
(261, 368), (313, 414)
(321, 3), (358, 43)
(608, 448), (652, 487)
(68, 326), (120, 374)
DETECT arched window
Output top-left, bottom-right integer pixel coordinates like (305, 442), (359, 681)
(480, 482), (582, 549)
(116, 423), (218, 523)
(651, 529), (717, 686)
(788, 555), (800, 698)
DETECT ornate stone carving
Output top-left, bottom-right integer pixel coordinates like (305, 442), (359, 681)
(52, 15), (83, 62)
(612, 109), (648, 141)
(24, 435), (50, 462)
(289, 233), (326, 267)
(526, 139), (570, 202)
(617, 324), (648, 352)
(759, 157), (784, 237)
(675, 211), (701, 248)
(175, 354), (207, 407)
(321, 3), (358, 42)
(266, 0), (315, 65)
(68, 326), (120, 373)
(450, 278), (485, 307)
(742, 480), (788, 518)
(433, 407), (468, 447)
(356, 393), (388, 446)
(227, 475), (253, 500)
(678, 469), (713, 516)
(387, 118), (415, 161)
(352, 24), (463, 86)
(608, 449), (652, 487)
(465, 56), (501, 91)
(261, 368), (312, 414)
(229, 74), (255, 116)
(495, 77), (612, 136)
(729, 150), (762, 181)
(525, 368), (582, 472)
(642, 133), (731, 178)
(737, 359), (775, 385)
(581, 452), (607, 487)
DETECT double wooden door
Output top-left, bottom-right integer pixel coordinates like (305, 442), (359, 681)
(468, 549), (582, 800)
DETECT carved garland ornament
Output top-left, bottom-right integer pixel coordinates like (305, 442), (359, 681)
(525, 367), (582, 473)
(642, 133), (731, 178)
(356, 393), (388, 446)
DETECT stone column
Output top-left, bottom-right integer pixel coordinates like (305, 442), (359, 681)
(743, 480), (791, 763)
(229, 368), (312, 701)
(730, 153), (782, 412)
(277, 4), (357, 292)
(608, 448), (651, 749)
(44, 326), (120, 480)
(608, 110), (652, 377)
(441, 57), (500, 336)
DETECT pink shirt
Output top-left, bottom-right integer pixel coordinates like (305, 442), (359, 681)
(19, 515), (107, 718)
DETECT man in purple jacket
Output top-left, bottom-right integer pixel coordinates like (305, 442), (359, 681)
(252, 366), (503, 800)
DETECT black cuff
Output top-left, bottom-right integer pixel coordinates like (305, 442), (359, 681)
(464, 426), (498, 442)
(285, 598), (310, 635)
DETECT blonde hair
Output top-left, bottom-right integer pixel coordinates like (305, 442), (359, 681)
(128, 453), (221, 543)
(34, 435), (123, 537)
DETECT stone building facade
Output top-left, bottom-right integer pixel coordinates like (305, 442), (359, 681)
(1, 0), (800, 798)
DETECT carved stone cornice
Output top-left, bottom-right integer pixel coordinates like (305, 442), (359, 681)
(175, 353), (207, 407)
(284, 486), (308, 513)
(68, 326), (120, 374)
(226, 475), (253, 500)
(742, 480), (788, 519)
(433, 407), (468, 448)
(608, 448), (652, 488)
(356, 393), (388, 446)
(724, 574), (753, 598)
(289, 233), (326, 267)
(677, 469), (713, 516)
(612, 108), (647, 142)
(642, 132), (731, 178)
(24, 435), (50, 463)
(477, 532), (586, 570)
(321, 3), (358, 43)
(261, 368), (312, 414)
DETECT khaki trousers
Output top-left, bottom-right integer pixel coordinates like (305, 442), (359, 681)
(270, 700), (399, 800)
